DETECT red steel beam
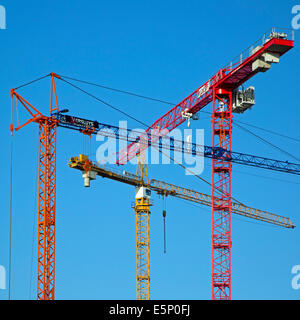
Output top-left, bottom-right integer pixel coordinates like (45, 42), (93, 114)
(211, 88), (232, 300)
(117, 36), (293, 165)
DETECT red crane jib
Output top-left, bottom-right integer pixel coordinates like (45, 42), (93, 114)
(117, 37), (293, 165)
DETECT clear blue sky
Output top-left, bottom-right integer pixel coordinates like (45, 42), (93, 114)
(0, 0), (300, 300)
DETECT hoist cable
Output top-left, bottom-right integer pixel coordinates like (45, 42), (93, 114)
(58, 74), (176, 106)
(13, 74), (51, 91)
(162, 196), (167, 254)
(234, 122), (300, 163)
(58, 74), (300, 144)
(58, 77), (148, 127)
(233, 119), (300, 144)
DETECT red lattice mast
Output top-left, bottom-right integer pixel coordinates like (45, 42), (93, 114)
(211, 88), (232, 299)
(11, 73), (60, 300)
(115, 30), (294, 299)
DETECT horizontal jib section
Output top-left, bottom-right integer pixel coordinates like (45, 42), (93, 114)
(59, 114), (99, 129)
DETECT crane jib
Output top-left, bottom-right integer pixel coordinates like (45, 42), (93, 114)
(55, 112), (300, 176)
(116, 34), (294, 165)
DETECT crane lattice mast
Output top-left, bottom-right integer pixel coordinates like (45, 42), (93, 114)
(134, 150), (151, 300)
(10, 73), (60, 300)
(211, 89), (232, 299)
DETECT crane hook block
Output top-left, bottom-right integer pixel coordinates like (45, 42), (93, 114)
(82, 170), (97, 187)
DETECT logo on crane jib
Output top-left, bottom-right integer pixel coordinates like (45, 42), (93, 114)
(197, 81), (211, 99)
(60, 114), (99, 130)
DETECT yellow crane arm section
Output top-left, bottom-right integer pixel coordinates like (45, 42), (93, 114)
(69, 155), (295, 229)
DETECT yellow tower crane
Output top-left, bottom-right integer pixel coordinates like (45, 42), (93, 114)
(134, 150), (151, 300)
(69, 154), (295, 300)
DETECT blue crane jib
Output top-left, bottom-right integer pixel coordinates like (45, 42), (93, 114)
(55, 113), (300, 176)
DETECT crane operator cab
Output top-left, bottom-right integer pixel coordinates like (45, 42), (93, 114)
(135, 186), (151, 200)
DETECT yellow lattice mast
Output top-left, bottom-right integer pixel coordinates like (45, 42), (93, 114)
(134, 148), (151, 300)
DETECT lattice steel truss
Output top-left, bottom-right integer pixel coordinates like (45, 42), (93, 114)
(212, 89), (232, 300)
(11, 74), (60, 300)
(134, 197), (151, 300)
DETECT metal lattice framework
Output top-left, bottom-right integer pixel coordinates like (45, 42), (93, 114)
(68, 155), (295, 229)
(134, 197), (151, 300)
(211, 89), (232, 300)
(116, 29), (294, 166)
(134, 151), (151, 300)
(56, 113), (300, 175)
(11, 73), (60, 300)
(36, 118), (57, 299)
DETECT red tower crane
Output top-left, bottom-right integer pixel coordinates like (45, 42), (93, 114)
(116, 28), (294, 300)
(10, 73), (60, 300)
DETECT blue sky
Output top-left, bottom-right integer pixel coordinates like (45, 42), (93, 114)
(0, 0), (300, 300)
